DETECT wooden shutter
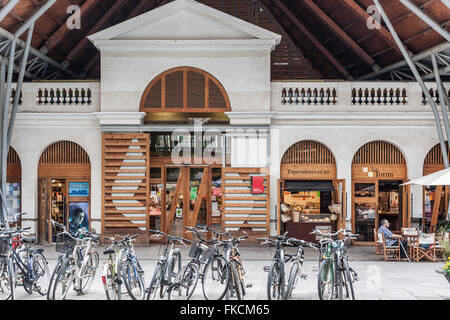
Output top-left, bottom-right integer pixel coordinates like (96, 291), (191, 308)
(102, 133), (150, 244)
(222, 168), (270, 241)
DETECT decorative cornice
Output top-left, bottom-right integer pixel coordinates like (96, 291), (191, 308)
(94, 112), (146, 126)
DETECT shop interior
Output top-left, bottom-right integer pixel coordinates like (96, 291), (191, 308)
(279, 180), (342, 243)
(354, 180), (404, 242)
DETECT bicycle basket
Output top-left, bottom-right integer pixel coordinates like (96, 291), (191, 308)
(199, 246), (215, 263)
(0, 237), (9, 255)
(55, 233), (77, 254)
(188, 241), (212, 262)
(188, 241), (202, 259)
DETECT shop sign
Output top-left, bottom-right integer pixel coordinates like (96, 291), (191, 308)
(281, 164), (336, 180)
(69, 182), (89, 197)
(176, 208), (183, 218)
(190, 187), (198, 200)
(352, 164), (406, 180)
(251, 176), (264, 194)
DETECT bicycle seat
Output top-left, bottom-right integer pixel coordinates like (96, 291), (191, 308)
(22, 237), (35, 244)
(103, 248), (115, 255)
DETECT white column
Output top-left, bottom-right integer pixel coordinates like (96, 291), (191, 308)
(19, 150), (38, 234)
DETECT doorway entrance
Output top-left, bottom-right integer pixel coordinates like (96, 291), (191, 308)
(162, 166), (213, 239)
(38, 141), (91, 243)
(352, 141), (409, 244)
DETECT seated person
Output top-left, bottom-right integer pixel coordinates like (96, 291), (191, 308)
(378, 219), (407, 257)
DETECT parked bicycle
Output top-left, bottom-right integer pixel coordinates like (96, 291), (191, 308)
(284, 237), (318, 299)
(168, 225), (232, 300)
(119, 235), (145, 300)
(48, 220), (99, 300)
(218, 231), (249, 300)
(311, 228), (359, 300)
(145, 229), (188, 300)
(259, 232), (291, 300)
(0, 224), (50, 300)
(102, 234), (144, 300)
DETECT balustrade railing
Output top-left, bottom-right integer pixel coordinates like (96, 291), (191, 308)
(274, 81), (450, 110)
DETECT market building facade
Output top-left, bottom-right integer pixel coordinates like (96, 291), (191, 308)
(5, 0), (450, 244)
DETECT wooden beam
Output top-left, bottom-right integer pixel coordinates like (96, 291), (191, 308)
(430, 185), (443, 229)
(82, 0), (158, 75)
(64, 0), (128, 64)
(338, 0), (402, 55)
(271, 0), (350, 78)
(301, 0), (376, 67)
(41, 0), (101, 53)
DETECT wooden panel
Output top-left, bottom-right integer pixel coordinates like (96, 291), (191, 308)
(352, 141), (405, 165)
(281, 141), (336, 179)
(423, 142), (449, 175)
(282, 140), (335, 165)
(352, 164), (407, 180)
(38, 164), (91, 178)
(281, 164), (336, 180)
(222, 167), (270, 239)
(140, 67), (231, 113)
(102, 133), (150, 243)
(39, 141), (90, 164)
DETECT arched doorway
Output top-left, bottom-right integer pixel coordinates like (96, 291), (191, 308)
(423, 142), (449, 230)
(5, 147), (21, 227)
(278, 140), (345, 241)
(352, 141), (408, 243)
(38, 141), (91, 243)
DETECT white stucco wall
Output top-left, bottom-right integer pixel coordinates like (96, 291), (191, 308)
(99, 49), (272, 114)
(9, 114), (102, 235)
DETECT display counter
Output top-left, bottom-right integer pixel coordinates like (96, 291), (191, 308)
(285, 219), (335, 243)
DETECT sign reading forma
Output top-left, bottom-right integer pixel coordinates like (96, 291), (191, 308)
(281, 164), (336, 180)
(69, 182), (90, 197)
(352, 164), (407, 180)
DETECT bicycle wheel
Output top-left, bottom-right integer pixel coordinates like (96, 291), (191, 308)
(318, 259), (334, 300)
(102, 262), (120, 300)
(0, 257), (13, 300)
(168, 263), (199, 301)
(267, 261), (284, 300)
(33, 253), (50, 296)
(147, 263), (162, 300)
(230, 261), (242, 300)
(286, 261), (299, 299)
(341, 259), (355, 300)
(121, 259), (145, 300)
(161, 250), (181, 298)
(47, 258), (64, 300)
(77, 251), (99, 295)
(51, 258), (76, 300)
(202, 255), (229, 300)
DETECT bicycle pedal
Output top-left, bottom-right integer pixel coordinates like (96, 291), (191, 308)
(263, 266), (270, 272)
(116, 279), (122, 285)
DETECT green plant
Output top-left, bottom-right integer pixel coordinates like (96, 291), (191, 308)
(441, 237), (450, 262)
(443, 257), (450, 276)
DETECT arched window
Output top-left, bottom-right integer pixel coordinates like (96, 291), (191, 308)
(352, 141), (405, 165)
(39, 141), (90, 164)
(282, 140), (335, 165)
(140, 67), (230, 112)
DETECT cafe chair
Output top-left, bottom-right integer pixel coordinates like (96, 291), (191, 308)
(413, 233), (436, 262)
(374, 228), (382, 255)
(379, 232), (401, 261)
